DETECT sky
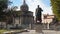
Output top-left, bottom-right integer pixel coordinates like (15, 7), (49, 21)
(9, 0), (53, 16)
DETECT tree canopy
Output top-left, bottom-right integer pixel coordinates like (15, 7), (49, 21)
(0, 0), (12, 22)
(50, 0), (60, 21)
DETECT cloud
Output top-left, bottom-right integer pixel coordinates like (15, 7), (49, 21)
(15, 0), (53, 16)
(26, 0), (53, 16)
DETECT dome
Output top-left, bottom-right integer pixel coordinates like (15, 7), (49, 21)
(20, 0), (29, 11)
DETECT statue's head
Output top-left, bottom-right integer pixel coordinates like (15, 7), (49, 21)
(38, 5), (39, 8)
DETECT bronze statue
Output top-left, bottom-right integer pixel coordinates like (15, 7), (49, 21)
(35, 5), (43, 24)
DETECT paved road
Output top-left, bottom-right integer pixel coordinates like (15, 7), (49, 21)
(42, 30), (60, 34)
(3, 30), (60, 34)
(17, 30), (60, 34)
(18, 30), (43, 34)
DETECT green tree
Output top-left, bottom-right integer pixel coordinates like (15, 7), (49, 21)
(0, 0), (7, 12)
(50, 0), (60, 21)
(0, 0), (12, 21)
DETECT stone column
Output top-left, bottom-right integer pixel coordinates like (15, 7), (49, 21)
(13, 17), (15, 25)
(47, 23), (49, 29)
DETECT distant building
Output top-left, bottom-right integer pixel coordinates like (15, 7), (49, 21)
(0, 0), (34, 29)
(42, 14), (56, 29)
(12, 0), (34, 27)
(42, 14), (55, 24)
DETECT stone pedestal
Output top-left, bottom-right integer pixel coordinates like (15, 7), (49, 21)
(34, 25), (43, 33)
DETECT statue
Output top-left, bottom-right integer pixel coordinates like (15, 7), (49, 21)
(35, 5), (43, 24)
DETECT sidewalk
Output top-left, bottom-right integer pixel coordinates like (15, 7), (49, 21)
(42, 30), (60, 34)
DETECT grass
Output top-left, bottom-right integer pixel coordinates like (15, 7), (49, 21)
(0, 29), (27, 34)
(0, 29), (8, 34)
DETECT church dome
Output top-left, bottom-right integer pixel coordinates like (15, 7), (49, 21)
(20, 0), (29, 11)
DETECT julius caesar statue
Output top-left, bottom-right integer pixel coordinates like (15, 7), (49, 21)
(35, 5), (43, 24)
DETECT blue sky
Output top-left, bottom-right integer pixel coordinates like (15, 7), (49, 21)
(9, 0), (53, 16)
(10, 0), (50, 7)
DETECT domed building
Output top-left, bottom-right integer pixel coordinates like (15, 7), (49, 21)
(20, 0), (29, 11)
(13, 0), (34, 28)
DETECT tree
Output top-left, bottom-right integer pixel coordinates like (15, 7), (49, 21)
(0, 0), (8, 12)
(0, 0), (12, 21)
(50, 0), (60, 21)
